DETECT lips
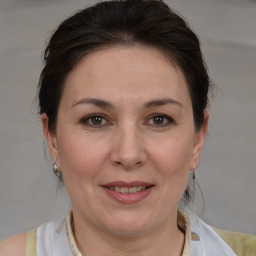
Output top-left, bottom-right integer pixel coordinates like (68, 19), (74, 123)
(101, 181), (154, 204)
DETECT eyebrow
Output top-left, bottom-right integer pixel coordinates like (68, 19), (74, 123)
(72, 97), (183, 109)
(72, 98), (114, 108)
(144, 98), (184, 108)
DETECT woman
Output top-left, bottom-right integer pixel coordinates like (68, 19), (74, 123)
(0, 0), (255, 255)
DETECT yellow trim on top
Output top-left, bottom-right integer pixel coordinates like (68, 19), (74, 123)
(214, 228), (256, 256)
(25, 229), (37, 256)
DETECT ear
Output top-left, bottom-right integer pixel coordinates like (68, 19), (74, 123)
(41, 113), (60, 169)
(190, 111), (209, 170)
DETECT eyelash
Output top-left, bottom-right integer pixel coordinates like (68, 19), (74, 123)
(146, 113), (175, 127)
(80, 114), (111, 128)
(80, 113), (175, 128)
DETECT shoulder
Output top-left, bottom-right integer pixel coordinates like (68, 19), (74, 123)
(0, 232), (27, 256)
(214, 227), (256, 256)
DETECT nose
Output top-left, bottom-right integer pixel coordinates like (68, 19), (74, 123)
(110, 124), (147, 170)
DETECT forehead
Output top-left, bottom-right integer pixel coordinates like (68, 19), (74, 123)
(62, 45), (191, 108)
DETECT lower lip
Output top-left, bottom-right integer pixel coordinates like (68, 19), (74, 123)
(102, 187), (154, 204)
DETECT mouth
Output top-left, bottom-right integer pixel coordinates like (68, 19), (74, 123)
(104, 185), (154, 194)
(101, 181), (154, 204)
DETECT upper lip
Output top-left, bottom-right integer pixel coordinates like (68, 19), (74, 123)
(101, 181), (154, 188)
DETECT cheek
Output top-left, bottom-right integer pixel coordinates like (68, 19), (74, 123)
(56, 135), (109, 208)
(57, 132), (108, 181)
(151, 134), (194, 173)
(149, 133), (194, 195)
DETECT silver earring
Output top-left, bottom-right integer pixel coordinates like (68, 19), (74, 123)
(53, 163), (62, 181)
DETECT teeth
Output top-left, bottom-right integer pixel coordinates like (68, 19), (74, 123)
(128, 187), (138, 193)
(109, 186), (147, 194)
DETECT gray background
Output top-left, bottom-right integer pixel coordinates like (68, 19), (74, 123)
(0, 0), (255, 240)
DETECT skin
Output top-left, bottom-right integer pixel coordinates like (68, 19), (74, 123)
(0, 233), (26, 256)
(0, 45), (208, 256)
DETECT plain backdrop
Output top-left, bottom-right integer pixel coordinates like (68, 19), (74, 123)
(0, 0), (256, 240)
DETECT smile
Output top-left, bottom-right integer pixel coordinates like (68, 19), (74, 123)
(101, 181), (154, 204)
(108, 186), (147, 194)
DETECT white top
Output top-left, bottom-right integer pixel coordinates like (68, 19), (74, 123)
(36, 211), (237, 256)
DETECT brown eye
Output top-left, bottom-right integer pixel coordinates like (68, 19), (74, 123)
(81, 114), (109, 127)
(153, 116), (165, 125)
(147, 114), (174, 127)
(91, 116), (104, 125)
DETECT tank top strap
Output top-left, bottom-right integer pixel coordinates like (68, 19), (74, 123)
(25, 229), (37, 256)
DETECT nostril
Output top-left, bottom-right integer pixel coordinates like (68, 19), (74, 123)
(114, 160), (143, 170)
(135, 161), (143, 167)
(110, 142), (147, 169)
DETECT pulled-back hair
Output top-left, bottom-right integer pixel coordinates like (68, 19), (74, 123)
(39, 0), (210, 133)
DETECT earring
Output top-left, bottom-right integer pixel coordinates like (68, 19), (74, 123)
(53, 163), (62, 181)
(192, 162), (196, 180)
(192, 170), (196, 180)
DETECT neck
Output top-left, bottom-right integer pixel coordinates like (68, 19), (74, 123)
(71, 210), (185, 256)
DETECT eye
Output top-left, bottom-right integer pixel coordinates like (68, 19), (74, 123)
(147, 114), (174, 127)
(80, 114), (110, 127)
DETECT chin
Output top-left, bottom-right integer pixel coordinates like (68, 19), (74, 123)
(107, 224), (150, 238)
(101, 212), (155, 237)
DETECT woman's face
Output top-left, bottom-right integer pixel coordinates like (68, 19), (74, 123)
(43, 45), (207, 236)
